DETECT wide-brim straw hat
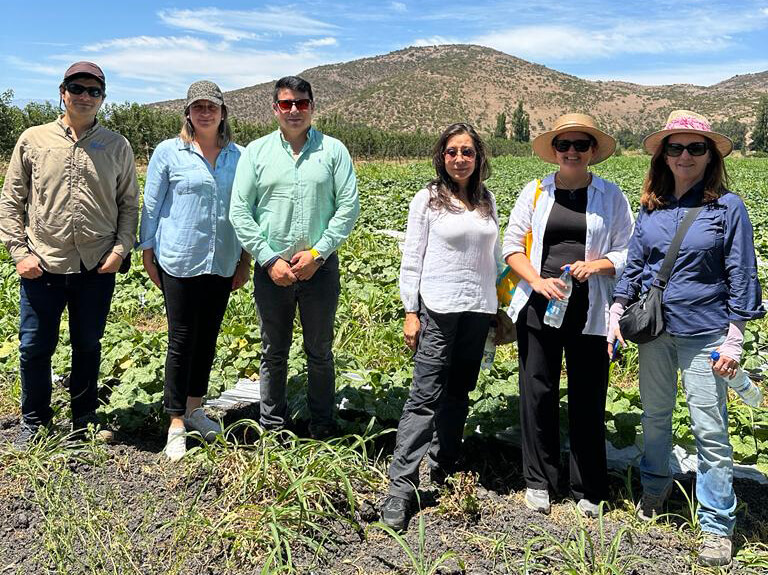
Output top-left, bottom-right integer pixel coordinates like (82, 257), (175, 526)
(643, 110), (732, 157)
(532, 113), (616, 165)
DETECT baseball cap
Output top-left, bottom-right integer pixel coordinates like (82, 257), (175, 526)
(63, 61), (106, 87)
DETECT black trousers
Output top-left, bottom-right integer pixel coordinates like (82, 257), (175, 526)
(516, 283), (609, 503)
(159, 268), (232, 415)
(388, 304), (492, 499)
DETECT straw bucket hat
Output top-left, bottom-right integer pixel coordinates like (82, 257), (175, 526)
(643, 110), (732, 157)
(532, 113), (616, 165)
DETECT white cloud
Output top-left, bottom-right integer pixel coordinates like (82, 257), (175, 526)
(158, 8), (338, 41)
(412, 36), (458, 47)
(582, 59), (768, 87)
(301, 37), (338, 48)
(391, 2), (407, 12)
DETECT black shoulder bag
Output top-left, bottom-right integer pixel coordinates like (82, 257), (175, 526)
(618, 205), (703, 344)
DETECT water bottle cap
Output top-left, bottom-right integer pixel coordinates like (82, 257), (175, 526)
(710, 351), (720, 361)
(564, 265), (571, 273)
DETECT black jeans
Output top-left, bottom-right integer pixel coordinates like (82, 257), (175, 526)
(159, 269), (232, 415)
(516, 282), (609, 503)
(388, 303), (492, 500)
(19, 265), (115, 426)
(252, 253), (340, 435)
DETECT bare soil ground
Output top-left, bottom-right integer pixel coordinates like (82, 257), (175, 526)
(1, 404), (766, 574)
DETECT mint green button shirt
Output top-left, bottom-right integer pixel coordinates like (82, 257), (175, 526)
(229, 128), (360, 266)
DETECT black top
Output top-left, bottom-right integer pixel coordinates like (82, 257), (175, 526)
(541, 187), (587, 279)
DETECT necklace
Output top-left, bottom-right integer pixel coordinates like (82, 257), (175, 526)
(556, 173), (592, 199)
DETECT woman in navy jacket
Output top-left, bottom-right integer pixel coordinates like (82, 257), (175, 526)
(611, 110), (764, 568)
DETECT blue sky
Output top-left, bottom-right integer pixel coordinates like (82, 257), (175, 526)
(2, 0), (768, 104)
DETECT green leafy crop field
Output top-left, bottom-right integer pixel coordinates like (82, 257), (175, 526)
(2, 157), (768, 468)
(2, 157), (768, 573)
(2, 156), (768, 471)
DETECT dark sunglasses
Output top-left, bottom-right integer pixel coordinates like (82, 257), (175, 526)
(275, 98), (312, 112)
(664, 142), (708, 157)
(553, 139), (592, 153)
(444, 147), (476, 159)
(65, 82), (104, 98)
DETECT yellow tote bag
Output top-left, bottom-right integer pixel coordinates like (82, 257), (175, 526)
(496, 179), (543, 306)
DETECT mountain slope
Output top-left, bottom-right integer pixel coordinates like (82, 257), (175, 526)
(152, 44), (768, 136)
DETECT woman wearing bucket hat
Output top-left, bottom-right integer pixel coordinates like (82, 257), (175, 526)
(611, 110), (764, 567)
(138, 80), (251, 461)
(501, 113), (633, 517)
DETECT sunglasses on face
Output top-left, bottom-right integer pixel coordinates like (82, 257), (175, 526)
(444, 147), (476, 159)
(553, 139), (592, 153)
(65, 82), (104, 98)
(664, 142), (708, 157)
(275, 99), (312, 113)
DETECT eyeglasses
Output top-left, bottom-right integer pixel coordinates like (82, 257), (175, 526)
(65, 82), (104, 98)
(275, 99), (312, 113)
(444, 147), (476, 159)
(553, 139), (592, 153)
(664, 142), (708, 157)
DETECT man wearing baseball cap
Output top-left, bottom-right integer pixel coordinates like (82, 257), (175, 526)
(0, 61), (139, 447)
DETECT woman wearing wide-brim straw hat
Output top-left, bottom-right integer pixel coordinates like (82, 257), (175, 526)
(611, 110), (763, 567)
(501, 113), (633, 517)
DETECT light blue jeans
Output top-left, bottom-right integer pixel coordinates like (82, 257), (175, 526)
(638, 331), (735, 536)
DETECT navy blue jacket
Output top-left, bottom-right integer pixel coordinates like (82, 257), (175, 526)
(614, 183), (764, 336)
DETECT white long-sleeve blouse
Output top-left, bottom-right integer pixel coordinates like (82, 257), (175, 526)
(400, 187), (502, 315)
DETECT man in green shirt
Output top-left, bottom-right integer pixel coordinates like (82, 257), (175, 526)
(230, 76), (359, 438)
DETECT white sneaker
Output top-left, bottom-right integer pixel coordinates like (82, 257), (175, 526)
(164, 427), (186, 461)
(577, 498), (601, 518)
(184, 408), (222, 442)
(525, 488), (551, 514)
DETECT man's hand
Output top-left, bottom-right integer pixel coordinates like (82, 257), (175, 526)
(403, 313), (420, 351)
(98, 251), (123, 274)
(290, 250), (320, 281)
(232, 257), (251, 291)
(16, 254), (43, 279)
(268, 258), (298, 287)
(712, 351), (740, 380)
(142, 250), (161, 288)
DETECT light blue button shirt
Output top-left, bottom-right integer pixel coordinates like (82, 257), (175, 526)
(138, 137), (244, 277)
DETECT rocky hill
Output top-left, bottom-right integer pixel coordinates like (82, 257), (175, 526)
(152, 44), (768, 137)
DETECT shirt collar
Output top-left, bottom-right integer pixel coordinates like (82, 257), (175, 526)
(664, 179), (706, 207)
(56, 115), (101, 140)
(277, 126), (318, 153)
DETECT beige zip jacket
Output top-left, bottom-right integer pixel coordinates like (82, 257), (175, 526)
(0, 118), (139, 274)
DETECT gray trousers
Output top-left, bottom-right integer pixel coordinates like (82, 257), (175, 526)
(388, 304), (492, 499)
(253, 253), (340, 435)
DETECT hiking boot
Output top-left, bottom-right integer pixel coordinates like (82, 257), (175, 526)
(636, 483), (673, 522)
(380, 495), (410, 531)
(12, 421), (46, 450)
(698, 533), (732, 567)
(184, 408), (222, 442)
(524, 488), (551, 514)
(164, 427), (187, 461)
(72, 412), (114, 443)
(577, 498), (601, 518)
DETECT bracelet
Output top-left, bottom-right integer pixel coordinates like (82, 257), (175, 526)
(310, 248), (321, 259)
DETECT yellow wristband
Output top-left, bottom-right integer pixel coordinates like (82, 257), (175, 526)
(310, 248), (321, 259)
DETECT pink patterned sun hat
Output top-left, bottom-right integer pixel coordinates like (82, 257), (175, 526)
(643, 110), (733, 157)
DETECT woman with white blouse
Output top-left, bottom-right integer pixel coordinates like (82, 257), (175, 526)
(381, 123), (501, 531)
(502, 113), (633, 517)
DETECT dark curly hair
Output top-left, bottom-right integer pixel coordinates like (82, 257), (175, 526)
(428, 123), (493, 219)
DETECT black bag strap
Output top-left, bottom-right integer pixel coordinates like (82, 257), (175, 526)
(653, 205), (704, 289)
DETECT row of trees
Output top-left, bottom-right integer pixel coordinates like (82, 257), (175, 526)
(2, 89), (767, 160)
(494, 101), (530, 142)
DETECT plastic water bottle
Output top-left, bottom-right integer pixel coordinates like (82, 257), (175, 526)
(543, 266), (573, 329)
(710, 351), (763, 408)
(480, 327), (496, 370)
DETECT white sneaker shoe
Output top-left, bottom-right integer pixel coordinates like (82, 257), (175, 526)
(525, 488), (551, 514)
(184, 408), (222, 442)
(577, 498), (601, 518)
(164, 427), (186, 461)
